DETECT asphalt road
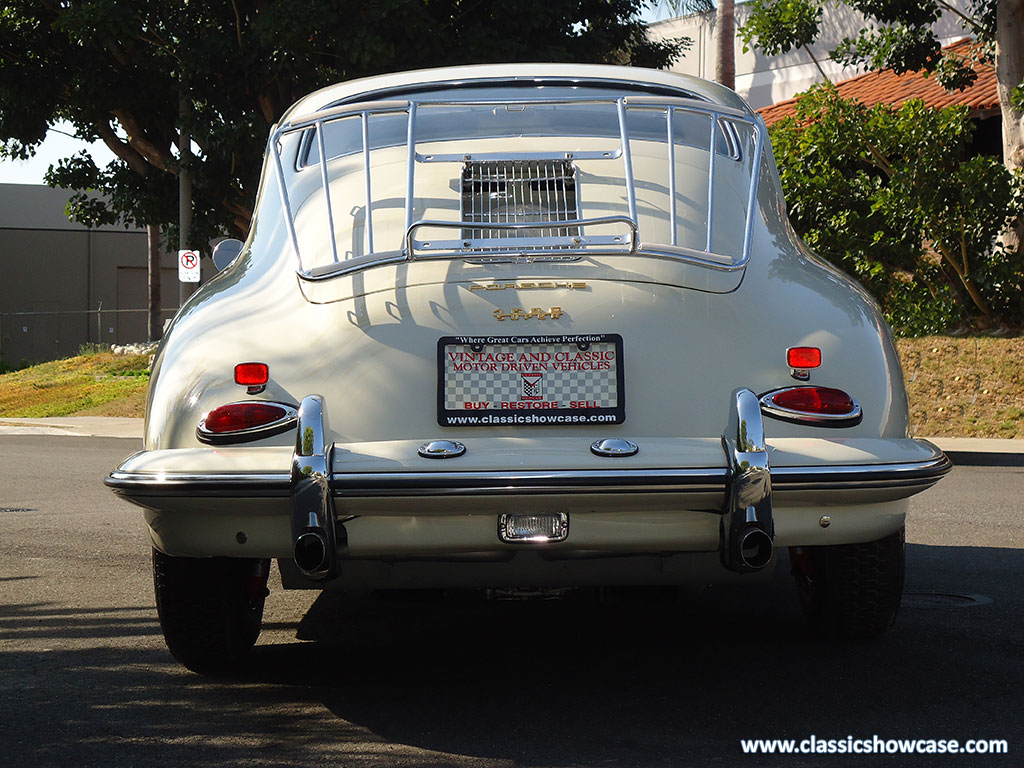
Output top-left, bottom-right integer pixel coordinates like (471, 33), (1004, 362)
(1, 435), (1022, 767)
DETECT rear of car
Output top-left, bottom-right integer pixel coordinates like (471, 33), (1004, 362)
(106, 65), (949, 673)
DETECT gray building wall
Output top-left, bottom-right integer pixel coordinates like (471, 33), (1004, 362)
(0, 183), (196, 364)
(648, 2), (973, 110)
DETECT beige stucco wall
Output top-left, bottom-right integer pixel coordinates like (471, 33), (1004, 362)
(648, 2), (973, 110)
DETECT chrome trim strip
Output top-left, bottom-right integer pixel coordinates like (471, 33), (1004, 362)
(104, 456), (951, 498)
(404, 216), (638, 262)
(324, 77), (718, 112)
(104, 472), (291, 496)
(772, 454), (952, 488)
(195, 401), (298, 445)
(332, 468), (728, 497)
(416, 149), (622, 163)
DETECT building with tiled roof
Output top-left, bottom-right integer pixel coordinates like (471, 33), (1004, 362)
(757, 38), (999, 127)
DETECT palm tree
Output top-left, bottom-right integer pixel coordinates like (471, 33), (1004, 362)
(653, 0), (734, 90)
(715, 0), (735, 90)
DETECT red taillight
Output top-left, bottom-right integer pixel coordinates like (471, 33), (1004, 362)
(234, 362), (269, 386)
(760, 386), (861, 426)
(772, 386), (854, 414)
(203, 402), (289, 434)
(786, 347), (821, 369)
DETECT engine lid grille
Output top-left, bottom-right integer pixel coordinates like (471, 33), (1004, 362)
(461, 160), (580, 247)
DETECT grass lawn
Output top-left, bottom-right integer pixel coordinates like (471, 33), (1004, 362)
(0, 351), (150, 418)
(898, 336), (1024, 439)
(0, 339), (1022, 438)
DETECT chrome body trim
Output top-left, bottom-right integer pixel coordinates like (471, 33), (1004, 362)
(759, 387), (864, 427)
(417, 149), (622, 163)
(195, 401), (298, 445)
(405, 216), (639, 260)
(332, 467), (728, 496)
(289, 395), (339, 580)
(721, 389), (774, 572)
(417, 439), (467, 459)
(591, 438), (640, 457)
(104, 453), (952, 499)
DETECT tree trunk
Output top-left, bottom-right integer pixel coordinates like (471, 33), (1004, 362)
(996, 0), (1024, 260)
(147, 223), (162, 342)
(716, 0), (736, 90)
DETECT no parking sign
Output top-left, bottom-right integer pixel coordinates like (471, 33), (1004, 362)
(178, 250), (200, 283)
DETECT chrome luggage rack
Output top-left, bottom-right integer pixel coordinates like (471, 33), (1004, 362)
(271, 94), (764, 280)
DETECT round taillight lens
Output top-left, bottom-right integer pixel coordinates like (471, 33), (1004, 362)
(203, 402), (290, 434)
(772, 386), (855, 415)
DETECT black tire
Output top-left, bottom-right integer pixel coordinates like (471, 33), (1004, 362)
(790, 526), (905, 641)
(153, 549), (269, 674)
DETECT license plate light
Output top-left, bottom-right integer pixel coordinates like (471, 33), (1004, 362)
(498, 512), (569, 543)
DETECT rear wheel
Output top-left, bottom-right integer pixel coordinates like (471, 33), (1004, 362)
(153, 549), (270, 674)
(790, 526), (905, 641)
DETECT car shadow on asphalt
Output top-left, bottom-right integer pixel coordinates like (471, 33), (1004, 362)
(238, 542), (1023, 765)
(3, 544), (1021, 768)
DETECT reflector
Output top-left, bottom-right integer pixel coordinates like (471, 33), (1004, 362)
(786, 347), (821, 369)
(204, 402), (288, 433)
(234, 362), (269, 386)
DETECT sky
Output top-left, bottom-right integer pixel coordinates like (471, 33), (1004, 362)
(0, 122), (117, 186)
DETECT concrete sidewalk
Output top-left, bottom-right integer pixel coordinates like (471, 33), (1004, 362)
(0, 417), (1021, 462)
(0, 417), (145, 439)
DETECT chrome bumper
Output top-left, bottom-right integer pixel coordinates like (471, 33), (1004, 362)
(106, 391), (951, 574)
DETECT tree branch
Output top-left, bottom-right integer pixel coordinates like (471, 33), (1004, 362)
(111, 109), (173, 172)
(95, 120), (150, 177)
(933, 0), (988, 37)
(802, 43), (832, 85)
(230, 0), (244, 48)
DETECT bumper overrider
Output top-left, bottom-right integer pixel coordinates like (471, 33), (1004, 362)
(106, 391), (951, 579)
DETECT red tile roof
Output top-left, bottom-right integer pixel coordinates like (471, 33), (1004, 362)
(758, 38), (999, 126)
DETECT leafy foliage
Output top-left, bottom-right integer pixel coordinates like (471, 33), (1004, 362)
(0, 0), (689, 246)
(769, 86), (1024, 332)
(738, 0), (822, 56)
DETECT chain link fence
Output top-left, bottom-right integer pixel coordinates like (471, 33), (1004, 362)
(0, 304), (179, 365)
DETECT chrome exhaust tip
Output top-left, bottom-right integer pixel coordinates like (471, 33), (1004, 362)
(737, 527), (774, 570)
(294, 531), (329, 575)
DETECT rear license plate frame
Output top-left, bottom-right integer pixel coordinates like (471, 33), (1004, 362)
(437, 333), (625, 427)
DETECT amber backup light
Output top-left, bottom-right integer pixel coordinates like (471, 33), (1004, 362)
(196, 401), (298, 444)
(759, 386), (861, 427)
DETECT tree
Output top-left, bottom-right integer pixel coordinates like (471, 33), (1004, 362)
(739, 0), (1024, 259)
(0, 0), (689, 339)
(716, 0), (736, 89)
(769, 86), (1024, 331)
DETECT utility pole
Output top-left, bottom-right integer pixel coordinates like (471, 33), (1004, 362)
(178, 81), (195, 311)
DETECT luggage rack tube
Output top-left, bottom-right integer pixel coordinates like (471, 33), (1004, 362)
(270, 94), (764, 279)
